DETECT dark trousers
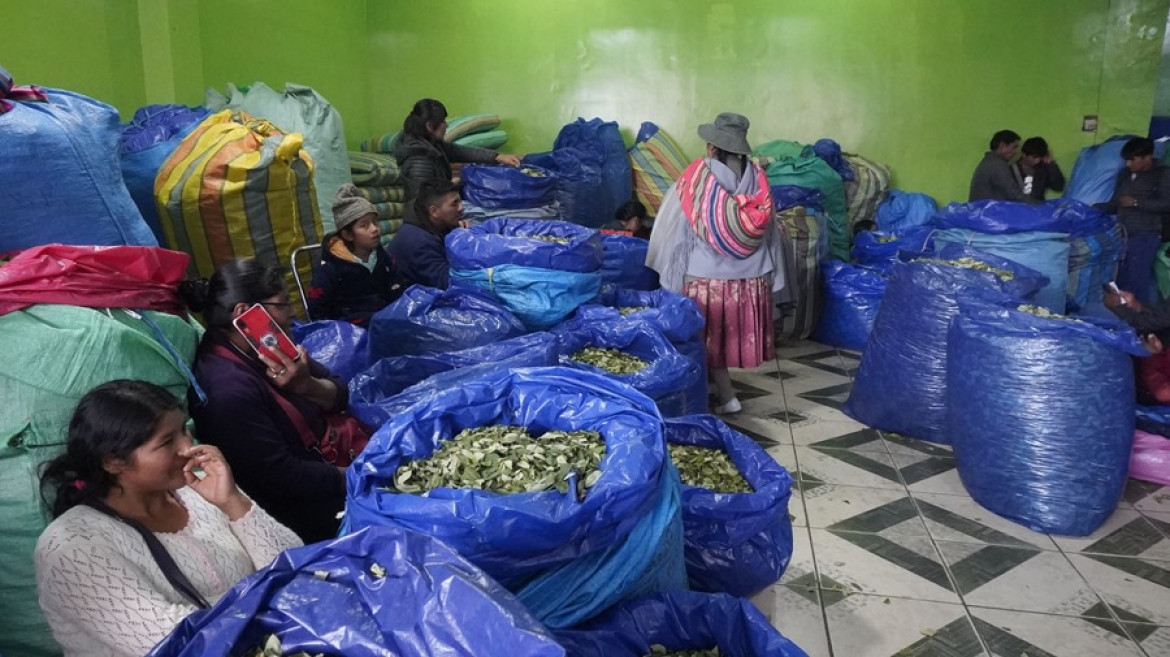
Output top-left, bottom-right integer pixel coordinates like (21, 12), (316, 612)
(1118, 231), (1161, 305)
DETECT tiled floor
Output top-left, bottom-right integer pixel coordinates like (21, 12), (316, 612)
(728, 340), (1170, 657)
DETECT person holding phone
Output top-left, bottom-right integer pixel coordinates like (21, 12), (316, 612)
(182, 259), (350, 543)
(36, 380), (301, 656)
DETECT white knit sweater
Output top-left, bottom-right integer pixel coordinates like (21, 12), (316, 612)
(35, 487), (302, 657)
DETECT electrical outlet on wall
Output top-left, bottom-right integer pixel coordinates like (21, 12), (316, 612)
(1082, 115), (1098, 132)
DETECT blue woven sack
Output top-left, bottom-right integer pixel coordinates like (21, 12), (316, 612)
(843, 245), (1047, 444)
(948, 289), (1146, 535)
(291, 320), (368, 383)
(600, 234), (659, 290)
(462, 163), (557, 210)
(367, 284), (525, 359)
(810, 261), (888, 351)
(875, 190), (937, 234)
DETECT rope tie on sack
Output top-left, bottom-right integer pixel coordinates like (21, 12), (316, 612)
(0, 65), (48, 114)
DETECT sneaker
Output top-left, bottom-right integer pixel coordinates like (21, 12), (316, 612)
(713, 397), (742, 415)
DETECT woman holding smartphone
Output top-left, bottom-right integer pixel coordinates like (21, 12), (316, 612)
(182, 259), (350, 543)
(36, 380), (301, 656)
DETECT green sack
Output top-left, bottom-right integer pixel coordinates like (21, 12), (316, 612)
(0, 305), (201, 657)
(754, 140), (850, 261)
(454, 129), (508, 150)
(1156, 242), (1170, 300)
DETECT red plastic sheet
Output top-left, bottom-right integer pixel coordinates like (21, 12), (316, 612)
(0, 244), (189, 316)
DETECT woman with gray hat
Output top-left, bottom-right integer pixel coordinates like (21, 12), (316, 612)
(646, 112), (784, 415)
(306, 183), (404, 325)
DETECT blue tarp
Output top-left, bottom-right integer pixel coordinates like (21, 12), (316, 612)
(292, 320), (369, 383)
(553, 592), (809, 657)
(600, 234), (659, 290)
(949, 290), (1145, 535)
(367, 284), (525, 360)
(875, 190), (937, 234)
(554, 117), (633, 223)
(462, 163), (558, 210)
(147, 526), (565, 657)
(810, 261), (888, 350)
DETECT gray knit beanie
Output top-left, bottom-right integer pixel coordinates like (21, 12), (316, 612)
(332, 183), (377, 232)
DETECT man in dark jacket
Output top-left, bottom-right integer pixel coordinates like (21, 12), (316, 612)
(1015, 136), (1066, 201)
(388, 180), (463, 289)
(307, 184), (403, 325)
(1098, 137), (1170, 304)
(969, 129), (1033, 202)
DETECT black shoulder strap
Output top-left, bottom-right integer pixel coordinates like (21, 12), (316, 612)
(85, 499), (211, 609)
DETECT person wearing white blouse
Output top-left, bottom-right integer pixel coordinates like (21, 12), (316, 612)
(35, 380), (302, 657)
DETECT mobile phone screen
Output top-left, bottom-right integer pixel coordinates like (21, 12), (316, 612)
(232, 304), (299, 362)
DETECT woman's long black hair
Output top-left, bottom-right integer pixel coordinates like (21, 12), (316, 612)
(40, 380), (184, 518)
(402, 98), (448, 141)
(179, 259), (286, 329)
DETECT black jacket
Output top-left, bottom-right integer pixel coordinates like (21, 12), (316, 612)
(307, 235), (402, 325)
(390, 132), (498, 203)
(1014, 160), (1066, 201)
(969, 152), (1032, 203)
(1099, 164), (1170, 235)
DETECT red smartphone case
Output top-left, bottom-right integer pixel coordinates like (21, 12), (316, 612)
(232, 304), (299, 362)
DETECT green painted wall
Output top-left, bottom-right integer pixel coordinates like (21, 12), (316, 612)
(368, 0), (1169, 202)
(195, 0), (369, 145)
(0, 0), (148, 116)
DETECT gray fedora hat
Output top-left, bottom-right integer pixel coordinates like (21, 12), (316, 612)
(698, 112), (752, 156)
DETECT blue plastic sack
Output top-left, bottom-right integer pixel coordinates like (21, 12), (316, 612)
(447, 218), (603, 273)
(812, 138), (854, 182)
(524, 149), (608, 227)
(1065, 219), (1124, 312)
(948, 290), (1145, 535)
(554, 118), (633, 222)
(811, 262), (888, 350)
(932, 227), (1070, 313)
(933, 200), (1064, 234)
(665, 415), (794, 597)
(553, 591), (809, 657)
(568, 288), (707, 414)
(1136, 405), (1170, 438)
(843, 245), (1048, 444)
(770, 185), (825, 212)
(119, 104), (209, 154)
(344, 367), (671, 589)
(290, 320), (369, 383)
(515, 463), (686, 628)
(147, 526), (566, 657)
(600, 234), (659, 290)
(367, 284), (526, 360)
(850, 226), (935, 273)
(463, 163), (558, 210)
(875, 190), (937, 234)
(1, 86), (156, 251)
(555, 321), (702, 417)
(451, 265), (602, 331)
(349, 332), (559, 428)
(1050, 199), (1118, 238)
(448, 218), (603, 330)
(1066, 135), (1139, 206)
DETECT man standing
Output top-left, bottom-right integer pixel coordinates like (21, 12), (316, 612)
(969, 130), (1033, 202)
(1098, 137), (1170, 305)
(388, 180), (463, 290)
(1015, 136), (1066, 201)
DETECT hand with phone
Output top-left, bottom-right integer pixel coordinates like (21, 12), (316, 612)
(1103, 282), (1140, 310)
(233, 303), (340, 409)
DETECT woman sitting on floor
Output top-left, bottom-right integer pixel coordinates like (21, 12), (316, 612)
(36, 380), (301, 657)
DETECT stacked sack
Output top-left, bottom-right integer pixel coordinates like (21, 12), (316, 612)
(0, 246), (201, 657)
(207, 83), (350, 234)
(775, 206), (831, 340)
(628, 121), (690, 217)
(947, 289), (1146, 536)
(461, 162), (560, 222)
(0, 67), (156, 252)
(361, 113), (508, 153)
(448, 219), (603, 330)
(844, 244), (1047, 444)
(754, 140), (849, 260)
(119, 104), (210, 245)
(155, 109), (322, 318)
(525, 118), (632, 228)
(348, 151), (405, 246)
